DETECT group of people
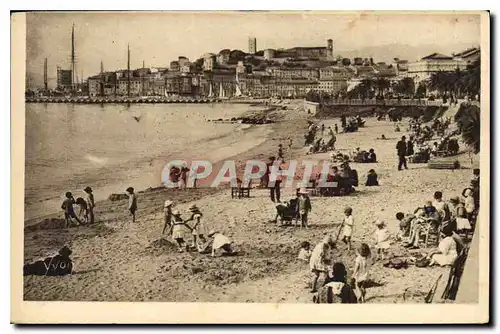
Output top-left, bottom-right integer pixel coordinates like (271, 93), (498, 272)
(352, 147), (377, 163)
(304, 122), (338, 154)
(161, 200), (235, 256)
(297, 206), (391, 303)
(60, 186), (95, 227)
(395, 170), (479, 266)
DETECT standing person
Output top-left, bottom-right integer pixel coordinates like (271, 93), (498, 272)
(352, 243), (371, 303)
(287, 137), (293, 161)
(407, 137), (415, 157)
(321, 123), (325, 136)
(171, 210), (190, 252)
(186, 205), (207, 248)
(334, 123), (339, 134)
(277, 144), (285, 162)
(61, 192), (83, 227)
(297, 188), (312, 229)
(309, 235), (336, 293)
(341, 207), (354, 251)
(265, 156), (281, 203)
(373, 220), (390, 261)
(162, 200), (174, 236)
(84, 186), (95, 224)
(462, 188), (476, 222)
(126, 187), (137, 223)
(396, 135), (408, 171)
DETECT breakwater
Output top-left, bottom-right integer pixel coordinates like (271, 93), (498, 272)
(25, 96), (222, 104)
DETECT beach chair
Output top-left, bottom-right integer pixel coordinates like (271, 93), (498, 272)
(231, 179), (252, 199)
(428, 160), (460, 170)
(420, 222), (441, 248)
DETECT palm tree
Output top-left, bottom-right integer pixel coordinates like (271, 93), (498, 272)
(454, 104), (480, 153)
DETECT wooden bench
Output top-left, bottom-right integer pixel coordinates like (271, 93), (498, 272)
(428, 161), (460, 170)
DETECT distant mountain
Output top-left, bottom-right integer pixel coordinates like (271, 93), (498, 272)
(337, 42), (479, 63)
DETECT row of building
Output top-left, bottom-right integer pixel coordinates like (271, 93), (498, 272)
(70, 37), (480, 98)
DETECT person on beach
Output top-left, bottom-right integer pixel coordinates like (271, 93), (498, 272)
(84, 186), (95, 224)
(61, 192), (83, 227)
(373, 220), (390, 261)
(427, 224), (459, 267)
(75, 197), (88, 224)
(352, 243), (371, 303)
(431, 142), (439, 156)
(396, 136), (408, 170)
(207, 230), (234, 257)
(278, 144), (285, 162)
(321, 124), (325, 136)
(298, 241), (312, 261)
(185, 204), (207, 248)
(462, 188), (476, 222)
(367, 148), (377, 163)
(162, 200), (174, 236)
(395, 212), (415, 240)
(126, 187), (137, 223)
(309, 235), (336, 293)
(433, 191), (451, 223)
(341, 207), (354, 251)
(171, 210), (191, 252)
(313, 262), (358, 304)
(264, 156), (282, 203)
(297, 188), (312, 229)
(365, 169), (379, 186)
(407, 137), (415, 157)
(334, 123), (339, 134)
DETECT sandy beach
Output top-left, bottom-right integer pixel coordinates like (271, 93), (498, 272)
(23, 104), (476, 303)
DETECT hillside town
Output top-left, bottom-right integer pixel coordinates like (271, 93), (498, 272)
(27, 34), (481, 101)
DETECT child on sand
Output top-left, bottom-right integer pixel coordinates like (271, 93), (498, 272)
(207, 230), (234, 257)
(126, 187), (137, 223)
(352, 243), (371, 303)
(341, 207), (354, 251)
(84, 186), (95, 224)
(373, 220), (390, 261)
(186, 205), (207, 248)
(297, 188), (312, 228)
(171, 210), (191, 252)
(297, 241), (312, 261)
(61, 192), (83, 227)
(162, 200), (174, 236)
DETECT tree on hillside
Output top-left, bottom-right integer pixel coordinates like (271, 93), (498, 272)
(415, 82), (427, 98)
(454, 103), (480, 154)
(374, 78), (390, 98)
(393, 77), (415, 97)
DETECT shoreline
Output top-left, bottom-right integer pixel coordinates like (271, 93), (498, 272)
(24, 116), (308, 228)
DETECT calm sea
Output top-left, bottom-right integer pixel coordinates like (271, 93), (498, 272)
(25, 103), (266, 221)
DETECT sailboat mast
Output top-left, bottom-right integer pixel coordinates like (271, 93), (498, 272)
(127, 44), (130, 97)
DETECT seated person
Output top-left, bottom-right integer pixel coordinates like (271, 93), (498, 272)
(365, 169), (379, 186)
(427, 224), (460, 266)
(395, 212), (415, 239)
(298, 241), (312, 261)
(313, 262), (358, 304)
(367, 149), (377, 163)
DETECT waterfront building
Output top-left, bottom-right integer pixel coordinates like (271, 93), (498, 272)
(407, 53), (467, 85)
(56, 67), (73, 91)
(203, 53), (216, 71)
(264, 49), (275, 61)
(453, 47), (480, 65)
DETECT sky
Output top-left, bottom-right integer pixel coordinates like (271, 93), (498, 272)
(25, 11), (482, 88)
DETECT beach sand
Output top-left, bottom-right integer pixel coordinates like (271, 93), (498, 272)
(23, 111), (476, 303)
